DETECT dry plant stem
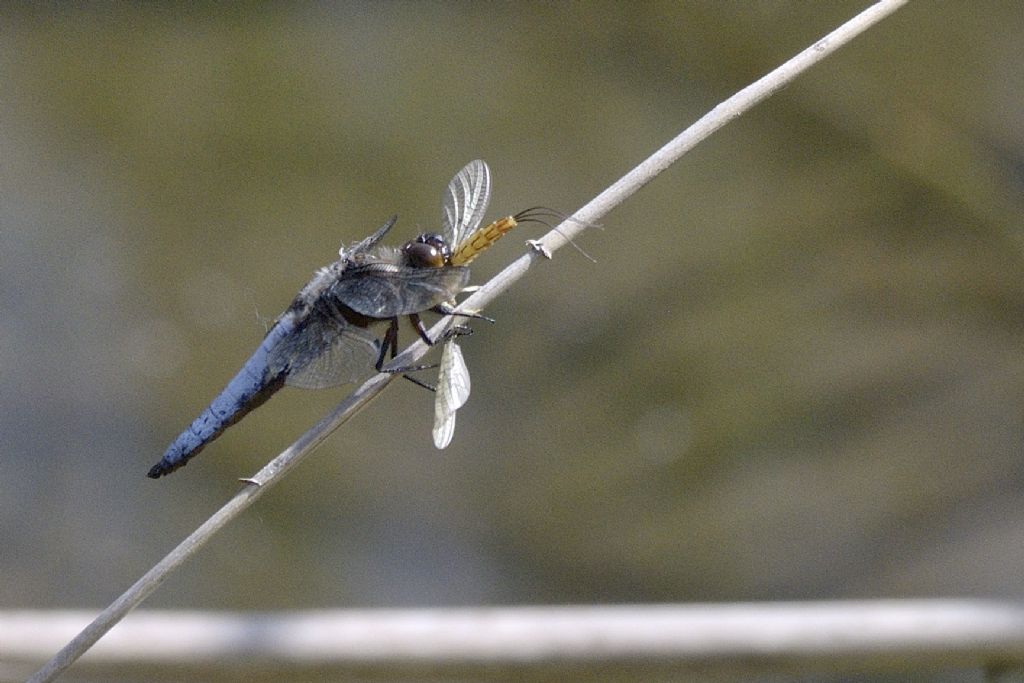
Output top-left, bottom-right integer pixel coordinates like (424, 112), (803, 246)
(10, 601), (1024, 674)
(27, 2), (908, 681)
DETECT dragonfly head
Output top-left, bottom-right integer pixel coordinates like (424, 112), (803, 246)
(404, 233), (452, 268)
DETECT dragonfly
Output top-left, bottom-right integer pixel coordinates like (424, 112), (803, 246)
(148, 160), (526, 478)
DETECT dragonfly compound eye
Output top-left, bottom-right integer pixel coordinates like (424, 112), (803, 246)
(404, 233), (450, 268)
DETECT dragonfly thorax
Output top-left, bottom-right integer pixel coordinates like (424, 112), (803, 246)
(403, 233), (452, 269)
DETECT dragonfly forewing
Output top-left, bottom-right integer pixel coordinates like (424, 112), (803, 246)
(329, 264), (470, 318)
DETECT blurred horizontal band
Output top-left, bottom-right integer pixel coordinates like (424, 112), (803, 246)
(6, 600), (1024, 677)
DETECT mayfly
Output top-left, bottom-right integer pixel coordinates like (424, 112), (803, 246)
(431, 161), (583, 447)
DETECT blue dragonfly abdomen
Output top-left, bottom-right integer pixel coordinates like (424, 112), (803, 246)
(146, 320), (294, 478)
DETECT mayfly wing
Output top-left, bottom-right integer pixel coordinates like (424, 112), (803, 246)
(442, 159), (491, 248)
(433, 334), (471, 449)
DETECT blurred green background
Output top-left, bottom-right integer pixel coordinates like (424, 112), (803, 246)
(3, 0), (1024, 646)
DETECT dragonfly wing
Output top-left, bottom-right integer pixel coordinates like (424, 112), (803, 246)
(432, 339), (471, 449)
(268, 310), (381, 389)
(331, 265), (470, 318)
(342, 215), (397, 258)
(442, 160), (491, 248)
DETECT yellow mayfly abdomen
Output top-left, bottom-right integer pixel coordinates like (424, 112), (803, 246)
(450, 216), (518, 266)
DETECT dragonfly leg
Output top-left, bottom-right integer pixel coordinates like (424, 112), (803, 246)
(404, 374), (437, 392)
(376, 317), (440, 389)
(442, 324), (473, 342)
(374, 318), (398, 369)
(409, 313), (435, 345)
(388, 317), (472, 392)
(408, 313), (473, 346)
(435, 301), (495, 324)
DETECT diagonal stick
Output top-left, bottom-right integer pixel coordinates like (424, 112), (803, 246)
(27, 2), (909, 680)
